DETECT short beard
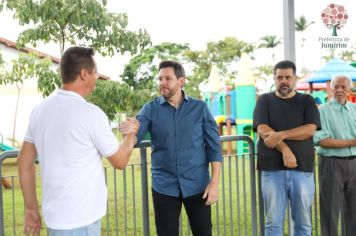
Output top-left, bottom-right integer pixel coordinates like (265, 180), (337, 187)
(277, 87), (293, 97)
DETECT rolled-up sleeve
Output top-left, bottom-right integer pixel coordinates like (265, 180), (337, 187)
(313, 129), (330, 145)
(203, 104), (223, 162)
(313, 107), (330, 145)
(136, 103), (152, 143)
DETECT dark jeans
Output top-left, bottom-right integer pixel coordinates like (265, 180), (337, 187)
(319, 155), (356, 236)
(152, 189), (212, 236)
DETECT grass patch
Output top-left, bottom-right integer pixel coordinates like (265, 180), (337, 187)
(2, 150), (327, 235)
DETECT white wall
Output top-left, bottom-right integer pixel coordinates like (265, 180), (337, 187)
(0, 44), (58, 146)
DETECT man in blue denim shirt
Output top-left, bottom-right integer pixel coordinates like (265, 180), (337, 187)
(122, 61), (222, 236)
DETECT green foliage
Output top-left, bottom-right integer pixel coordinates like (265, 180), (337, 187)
(339, 49), (355, 63)
(0, 51), (4, 67)
(259, 35), (282, 49)
(37, 70), (61, 97)
(122, 42), (190, 113)
(5, 0), (153, 120)
(259, 35), (282, 61)
(321, 46), (355, 64)
(122, 42), (189, 91)
(295, 15), (315, 69)
(295, 15), (315, 33)
(6, 0), (151, 55)
(0, 53), (57, 145)
(87, 80), (136, 120)
(186, 37), (255, 94)
(122, 38), (254, 110)
(254, 64), (273, 79)
(0, 53), (56, 86)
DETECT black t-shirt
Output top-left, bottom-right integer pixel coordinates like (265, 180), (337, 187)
(253, 92), (321, 172)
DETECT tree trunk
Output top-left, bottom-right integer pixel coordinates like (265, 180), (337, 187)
(12, 85), (21, 147)
(60, 31), (66, 56)
(60, 40), (64, 56)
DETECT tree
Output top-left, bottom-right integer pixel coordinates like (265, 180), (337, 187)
(339, 49), (355, 63)
(295, 16), (315, 48)
(6, 0), (152, 121)
(186, 37), (255, 96)
(321, 48), (336, 63)
(122, 42), (190, 113)
(321, 4), (348, 36)
(122, 37), (254, 112)
(6, 0), (151, 56)
(0, 0), (4, 10)
(321, 47), (355, 64)
(254, 64), (274, 94)
(87, 80), (134, 120)
(0, 53), (57, 146)
(295, 15), (314, 68)
(259, 35), (282, 61)
(0, 51), (4, 66)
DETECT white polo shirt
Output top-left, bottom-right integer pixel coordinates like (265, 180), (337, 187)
(24, 89), (119, 229)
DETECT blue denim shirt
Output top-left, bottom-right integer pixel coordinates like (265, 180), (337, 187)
(136, 94), (222, 198)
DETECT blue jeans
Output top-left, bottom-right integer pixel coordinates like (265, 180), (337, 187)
(47, 219), (101, 236)
(261, 170), (314, 236)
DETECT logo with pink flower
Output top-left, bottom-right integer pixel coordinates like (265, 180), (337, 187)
(321, 4), (348, 36)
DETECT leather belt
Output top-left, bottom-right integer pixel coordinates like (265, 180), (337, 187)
(321, 155), (356, 160)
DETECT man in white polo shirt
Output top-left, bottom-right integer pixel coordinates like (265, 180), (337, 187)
(17, 46), (139, 236)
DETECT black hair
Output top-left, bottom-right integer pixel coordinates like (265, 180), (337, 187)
(60, 47), (95, 84)
(158, 60), (185, 79)
(273, 60), (296, 75)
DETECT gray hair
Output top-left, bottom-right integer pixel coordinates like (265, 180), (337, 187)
(330, 75), (353, 89)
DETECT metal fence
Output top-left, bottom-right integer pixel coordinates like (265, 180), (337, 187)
(0, 135), (341, 235)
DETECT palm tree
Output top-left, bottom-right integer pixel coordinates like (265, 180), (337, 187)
(259, 35), (282, 61)
(295, 15), (314, 68)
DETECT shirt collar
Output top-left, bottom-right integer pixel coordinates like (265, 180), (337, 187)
(330, 98), (351, 111)
(158, 91), (190, 105)
(56, 89), (86, 102)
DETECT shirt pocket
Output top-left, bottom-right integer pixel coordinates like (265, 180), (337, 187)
(179, 121), (203, 147)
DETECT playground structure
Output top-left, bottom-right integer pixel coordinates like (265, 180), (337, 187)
(0, 134), (17, 152)
(203, 54), (256, 155)
(303, 58), (356, 103)
(203, 57), (356, 155)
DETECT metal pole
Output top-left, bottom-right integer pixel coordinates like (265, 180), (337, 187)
(283, 0), (296, 63)
(138, 141), (150, 236)
(0, 150), (19, 236)
(221, 135), (257, 236)
(247, 137), (257, 236)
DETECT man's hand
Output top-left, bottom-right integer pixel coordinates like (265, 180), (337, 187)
(263, 131), (286, 148)
(119, 118), (140, 136)
(24, 208), (42, 236)
(202, 181), (219, 206)
(282, 149), (298, 168)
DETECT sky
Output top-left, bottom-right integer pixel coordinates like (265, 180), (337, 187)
(0, 0), (355, 80)
(0, 0), (354, 141)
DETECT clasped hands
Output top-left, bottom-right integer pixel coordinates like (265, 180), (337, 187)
(118, 117), (140, 136)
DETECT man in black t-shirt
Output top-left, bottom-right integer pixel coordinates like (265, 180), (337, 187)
(253, 60), (320, 236)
